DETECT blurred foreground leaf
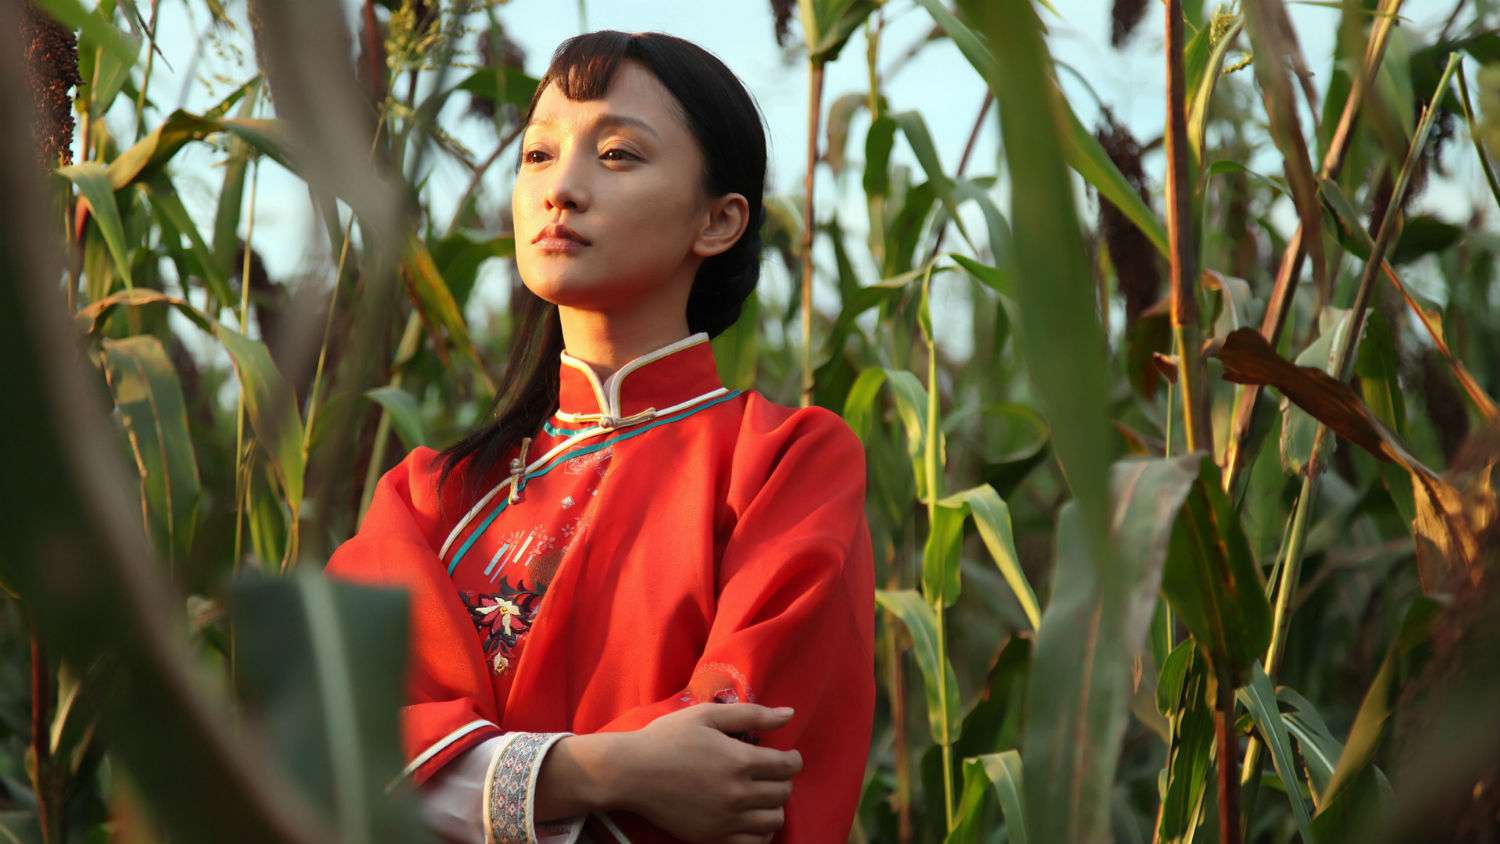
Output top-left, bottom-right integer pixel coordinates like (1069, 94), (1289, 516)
(231, 574), (423, 842)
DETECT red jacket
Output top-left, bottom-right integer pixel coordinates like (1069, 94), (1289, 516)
(327, 334), (875, 843)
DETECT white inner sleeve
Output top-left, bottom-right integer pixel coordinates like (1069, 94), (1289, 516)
(419, 736), (501, 843)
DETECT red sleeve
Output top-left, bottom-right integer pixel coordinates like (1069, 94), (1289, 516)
(598, 406), (877, 844)
(324, 448), (504, 784)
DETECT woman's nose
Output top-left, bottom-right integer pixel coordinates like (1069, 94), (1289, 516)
(543, 154), (589, 212)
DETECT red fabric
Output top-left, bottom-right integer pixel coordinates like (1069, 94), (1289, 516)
(326, 337), (875, 843)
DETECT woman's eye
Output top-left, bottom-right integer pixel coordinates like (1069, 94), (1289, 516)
(600, 148), (638, 162)
(522, 149), (550, 164)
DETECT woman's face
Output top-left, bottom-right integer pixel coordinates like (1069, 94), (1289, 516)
(513, 61), (741, 319)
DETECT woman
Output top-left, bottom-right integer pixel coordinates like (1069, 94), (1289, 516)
(327, 31), (874, 844)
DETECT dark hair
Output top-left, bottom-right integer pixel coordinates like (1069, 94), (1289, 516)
(438, 31), (767, 502)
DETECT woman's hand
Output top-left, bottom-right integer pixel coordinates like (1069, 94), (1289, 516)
(536, 703), (802, 843)
(622, 703), (803, 843)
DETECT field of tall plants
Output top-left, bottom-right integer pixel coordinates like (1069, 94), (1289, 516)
(1, 0), (1497, 841)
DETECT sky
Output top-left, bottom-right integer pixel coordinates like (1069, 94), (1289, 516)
(132, 0), (1474, 337)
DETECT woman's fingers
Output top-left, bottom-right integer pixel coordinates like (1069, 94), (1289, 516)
(737, 778), (794, 810)
(741, 745), (802, 780)
(696, 702), (795, 735)
(739, 808), (785, 836)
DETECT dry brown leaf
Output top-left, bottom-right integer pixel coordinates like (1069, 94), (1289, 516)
(1216, 328), (1391, 461)
(1242, 0), (1328, 306)
(1151, 352), (1180, 385)
(1214, 328), (1493, 592)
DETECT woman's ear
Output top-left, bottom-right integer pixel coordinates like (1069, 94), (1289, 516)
(692, 193), (750, 258)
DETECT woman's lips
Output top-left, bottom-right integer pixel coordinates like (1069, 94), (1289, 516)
(533, 223), (591, 252)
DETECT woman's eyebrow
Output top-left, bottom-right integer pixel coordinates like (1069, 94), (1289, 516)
(526, 112), (661, 141)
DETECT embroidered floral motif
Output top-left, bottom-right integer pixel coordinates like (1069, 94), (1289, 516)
(562, 446), (612, 476)
(463, 578), (545, 674)
(680, 663), (762, 744)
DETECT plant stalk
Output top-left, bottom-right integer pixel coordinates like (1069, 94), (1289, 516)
(30, 623), (62, 844)
(1455, 66), (1500, 214)
(800, 59), (825, 408)
(885, 568), (913, 843)
(1381, 261), (1500, 427)
(1334, 53), (1460, 384)
(232, 157), (260, 572)
(132, 0), (161, 143)
(1215, 675), (1241, 844)
(1222, 0), (1404, 490)
(920, 269), (955, 833)
(357, 311), (424, 523)
(445, 121), (526, 237)
(1165, 0), (1211, 454)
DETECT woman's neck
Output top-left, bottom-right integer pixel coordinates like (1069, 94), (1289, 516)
(557, 307), (693, 380)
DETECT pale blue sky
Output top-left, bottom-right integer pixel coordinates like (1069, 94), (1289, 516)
(135, 0), (1473, 335)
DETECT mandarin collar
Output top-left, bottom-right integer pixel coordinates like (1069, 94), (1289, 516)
(556, 333), (725, 423)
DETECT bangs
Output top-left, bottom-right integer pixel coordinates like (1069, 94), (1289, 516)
(540, 31), (633, 103)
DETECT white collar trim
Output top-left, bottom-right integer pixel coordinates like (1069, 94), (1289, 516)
(557, 332), (709, 421)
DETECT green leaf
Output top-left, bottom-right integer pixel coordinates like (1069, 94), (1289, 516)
(940, 484), (1039, 630)
(953, 178), (1012, 266)
(216, 325), (306, 516)
(428, 229), (516, 311)
(1276, 687), (1344, 799)
(1156, 637), (1194, 715)
(876, 589), (962, 746)
(840, 366), (937, 499)
(711, 291), (759, 391)
(1356, 312), (1415, 525)
(913, 0), (996, 80)
(951, 253), (1014, 299)
(1280, 309), (1353, 476)
(106, 111), (294, 190)
(365, 386), (429, 451)
(453, 65), (542, 116)
(864, 115), (897, 199)
(402, 232), (490, 392)
(922, 501), (965, 607)
(1238, 662), (1314, 842)
(58, 162), (133, 290)
(1156, 644), (1217, 844)
(824, 92), (870, 175)
(1159, 459), (1273, 685)
(979, 751), (1029, 844)
(1390, 215), (1464, 265)
(1020, 500), (1167, 843)
(100, 336), (201, 567)
(965, 0), (1119, 602)
(230, 573), (423, 841)
(800, 0), (880, 62)
(246, 462), (288, 573)
(948, 751), (1029, 844)
(1319, 176), (1375, 258)
(75, 288), (213, 336)
(892, 110), (973, 250)
(145, 174), (232, 309)
(946, 756), (992, 844)
(1187, 18), (1246, 164)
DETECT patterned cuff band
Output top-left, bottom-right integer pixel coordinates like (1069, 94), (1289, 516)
(482, 732), (578, 844)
